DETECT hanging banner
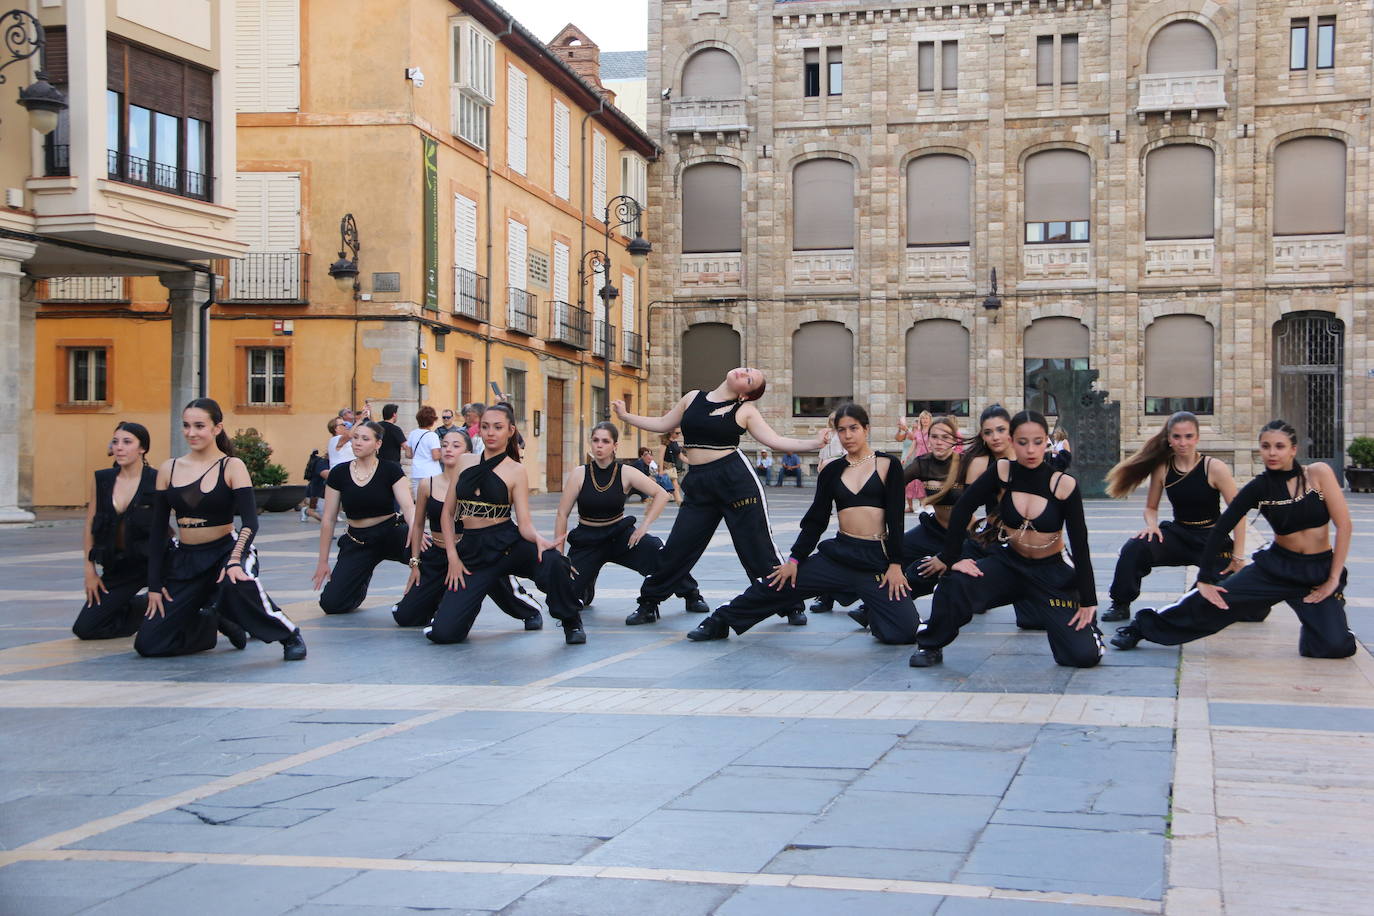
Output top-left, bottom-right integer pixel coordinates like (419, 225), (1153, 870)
(423, 135), (439, 311)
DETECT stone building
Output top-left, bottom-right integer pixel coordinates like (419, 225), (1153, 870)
(647, 0), (1371, 476)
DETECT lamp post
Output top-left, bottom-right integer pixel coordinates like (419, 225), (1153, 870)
(981, 268), (1002, 322)
(588, 195), (651, 420)
(327, 213), (361, 298)
(0, 9), (67, 135)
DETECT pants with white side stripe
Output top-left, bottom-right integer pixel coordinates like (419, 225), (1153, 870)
(392, 542), (543, 627)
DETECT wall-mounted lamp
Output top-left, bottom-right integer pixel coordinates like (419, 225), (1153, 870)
(1237, 123), (1252, 139)
(0, 9), (67, 135)
(328, 213), (361, 296)
(1109, 128), (1123, 144)
(982, 268), (1002, 322)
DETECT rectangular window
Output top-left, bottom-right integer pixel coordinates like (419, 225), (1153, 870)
(804, 49), (820, 97)
(592, 131), (607, 218)
(1316, 17), (1335, 69)
(247, 347), (287, 406)
(1025, 220), (1089, 243)
(504, 368), (527, 421)
(793, 396), (849, 419)
(826, 47), (843, 95)
(552, 100), (570, 199)
(619, 154), (648, 236)
(1024, 357), (1089, 414)
(1060, 34), (1078, 85)
(236, 0), (300, 112)
(941, 41), (959, 90)
(591, 385), (607, 422)
(1036, 35), (1054, 85)
(456, 358), (472, 410)
(506, 64), (527, 175)
(906, 399), (970, 418)
(1146, 396), (1214, 416)
(918, 42), (934, 92)
(451, 18), (495, 149)
(1290, 20), (1309, 70)
(106, 40), (214, 201)
(68, 348), (108, 404)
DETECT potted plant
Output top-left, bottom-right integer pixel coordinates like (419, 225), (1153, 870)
(1346, 436), (1374, 493)
(232, 428), (305, 511)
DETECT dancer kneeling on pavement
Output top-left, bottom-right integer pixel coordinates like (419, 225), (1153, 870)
(312, 420), (415, 614)
(428, 403), (580, 644)
(392, 428), (545, 629)
(138, 398), (305, 660)
(553, 421), (709, 617)
(688, 403), (919, 645)
(910, 410), (1103, 669)
(1111, 419), (1356, 659)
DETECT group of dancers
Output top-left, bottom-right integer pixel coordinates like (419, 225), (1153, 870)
(75, 370), (1356, 668)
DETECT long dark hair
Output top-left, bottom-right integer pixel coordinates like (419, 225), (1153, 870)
(591, 420), (620, 443)
(1261, 418), (1304, 493)
(114, 421), (151, 467)
(1106, 411), (1198, 498)
(483, 402), (521, 461)
(832, 401), (870, 428)
(960, 404), (1012, 476)
(1009, 409), (1050, 439)
(183, 398), (234, 457)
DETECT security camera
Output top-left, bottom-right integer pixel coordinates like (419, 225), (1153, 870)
(406, 67), (425, 87)
(661, 87), (672, 100)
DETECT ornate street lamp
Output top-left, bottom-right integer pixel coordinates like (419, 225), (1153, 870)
(328, 213), (361, 296)
(0, 9), (67, 135)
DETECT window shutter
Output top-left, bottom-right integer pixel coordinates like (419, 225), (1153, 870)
(263, 0), (300, 111)
(1146, 21), (1217, 72)
(592, 262), (605, 322)
(941, 42), (959, 90)
(1145, 316), (1213, 398)
(592, 131), (607, 217)
(793, 158), (855, 250)
(129, 46), (186, 114)
(234, 174), (267, 249)
(906, 320), (970, 400)
(622, 274), (635, 333)
(453, 193), (478, 274)
(264, 173), (301, 250)
(1025, 149), (1091, 222)
(918, 43), (934, 91)
(1024, 317), (1090, 358)
(44, 27), (67, 84)
(907, 154), (971, 246)
(681, 323), (741, 395)
(1145, 145), (1214, 240)
(235, 1), (263, 111)
(552, 240), (569, 304)
(507, 64), (527, 175)
(1273, 137), (1346, 235)
(507, 219), (528, 291)
(792, 322), (853, 397)
(682, 163), (742, 254)
(553, 100), (570, 199)
(681, 48), (742, 97)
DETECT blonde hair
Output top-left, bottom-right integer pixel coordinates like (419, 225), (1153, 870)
(923, 416), (964, 506)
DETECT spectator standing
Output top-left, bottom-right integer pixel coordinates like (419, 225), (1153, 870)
(326, 416), (355, 472)
(378, 403), (407, 464)
(406, 405), (443, 499)
(436, 409), (457, 439)
(897, 410), (933, 512)
(775, 451), (803, 487)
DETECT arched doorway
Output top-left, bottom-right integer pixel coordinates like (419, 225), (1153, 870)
(1273, 311), (1344, 479)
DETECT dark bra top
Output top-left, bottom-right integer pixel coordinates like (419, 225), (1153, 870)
(906, 453), (961, 507)
(997, 460), (1066, 533)
(680, 390), (744, 449)
(167, 458), (234, 527)
(577, 461), (626, 522)
(1164, 456), (1222, 526)
(1256, 467), (1330, 535)
(89, 466), (159, 564)
(454, 452), (512, 519)
(425, 480), (447, 533)
(833, 464), (885, 511)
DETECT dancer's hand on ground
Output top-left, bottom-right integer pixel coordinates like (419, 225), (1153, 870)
(445, 557), (470, 591)
(918, 556), (946, 577)
(1198, 581), (1228, 609)
(880, 564), (910, 601)
(311, 562), (331, 591)
(1070, 605), (1096, 630)
(1304, 577), (1340, 604)
(84, 567), (107, 607)
(951, 558), (982, 577)
(404, 565), (420, 594)
(144, 588), (172, 618)
(1134, 525), (1163, 542)
(766, 561), (798, 590)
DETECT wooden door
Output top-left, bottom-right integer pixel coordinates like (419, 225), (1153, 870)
(546, 378), (565, 491)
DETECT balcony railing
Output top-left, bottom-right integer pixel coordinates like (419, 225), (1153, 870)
(680, 252), (743, 287)
(904, 245), (972, 284)
(107, 149), (212, 201)
(507, 287), (537, 335)
(221, 252), (308, 302)
(789, 249), (856, 286)
(548, 300), (590, 349)
(454, 268), (489, 320)
(622, 330), (643, 368)
(39, 276), (129, 303)
(667, 98), (750, 135)
(593, 320), (616, 359)
(1272, 234), (1348, 275)
(1136, 70), (1227, 116)
(44, 142), (69, 177)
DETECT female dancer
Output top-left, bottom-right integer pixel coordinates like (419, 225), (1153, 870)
(75, 422), (159, 639)
(312, 420), (415, 614)
(1111, 420), (1355, 658)
(392, 428), (544, 630)
(553, 422), (708, 622)
(897, 416), (964, 598)
(428, 404), (577, 644)
(612, 367), (828, 627)
(909, 410), (1103, 669)
(138, 398), (304, 659)
(1101, 411), (1247, 622)
(898, 410), (933, 511)
(688, 403), (918, 644)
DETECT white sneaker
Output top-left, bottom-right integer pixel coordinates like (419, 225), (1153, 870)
(299, 507), (308, 522)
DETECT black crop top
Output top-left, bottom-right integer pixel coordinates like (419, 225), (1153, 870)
(148, 457), (259, 591)
(1198, 465), (1331, 583)
(940, 459), (1096, 606)
(903, 453), (961, 507)
(790, 452), (904, 562)
(166, 458), (235, 525)
(454, 452), (512, 519)
(424, 476), (448, 533)
(577, 461), (627, 523)
(1164, 456), (1222, 525)
(327, 459), (405, 519)
(89, 466), (159, 566)
(680, 390), (745, 449)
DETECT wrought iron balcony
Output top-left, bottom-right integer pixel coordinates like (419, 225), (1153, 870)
(621, 330), (643, 368)
(593, 319), (616, 359)
(39, 276), (129, 303)
(454, 268), (489, 320)
(548, 300), (590, 349)
(221, 252), (309, 302)
(507, 287), (537, 335)
(106, 149), (212, 201)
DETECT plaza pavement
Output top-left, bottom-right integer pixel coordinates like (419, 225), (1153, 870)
(1, 489), (1372, 915)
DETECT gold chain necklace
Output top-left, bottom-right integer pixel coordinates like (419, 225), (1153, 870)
(350, 460), (378, 486)
(589, 460), (617, 493)
(845, 452), (876, 467)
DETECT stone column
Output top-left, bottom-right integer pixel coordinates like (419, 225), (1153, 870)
(160, 271), (212, 456)
(0, 238), (38, 522)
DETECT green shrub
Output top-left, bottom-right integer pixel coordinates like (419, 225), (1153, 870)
(1348, 436), (1374, 468)
(232, 427), (289, 487)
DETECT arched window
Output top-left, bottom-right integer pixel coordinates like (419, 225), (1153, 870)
(1274, 137), (1346, 235)
(906, 319), (970, 416)
(1023, 316), (1090, 414)
(681, 323), (741, 395)
(1024, 149), (1091, 243)
(907, 154), (972, 247)
(1145, 315), (1214, 415)
(793, 158), (854, 251)
(682, 163), (742, 254)
(1146, 21), (1218, 72)
(681, 48), (742, 98)
(791, 321), (853, 416)
(1145, 145), (1215, 239)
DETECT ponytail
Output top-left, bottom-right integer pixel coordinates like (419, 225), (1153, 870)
(183, 397), (235, 457)
(1105, 411), (1197, 498)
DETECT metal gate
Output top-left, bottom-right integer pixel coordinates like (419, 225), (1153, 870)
(1273, 312), (1344, 481)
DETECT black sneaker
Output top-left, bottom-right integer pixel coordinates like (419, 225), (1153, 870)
(1101, 602), (1132, 622)
(686, 615), (730, 641)
(218, 616), (248, 650)
(787, 610), (808, 626)
(625, 602), (660, 626)
(809, 597), (834, 613)
(683, 593), (711, 614)
(908, 647), (943, 667)
(847, 608), (870, 629)
(523, 611), (544, 631)
(561, 615), (586, 645)
(1110, 623), (1143, 650)
(281, 630), (307, 661)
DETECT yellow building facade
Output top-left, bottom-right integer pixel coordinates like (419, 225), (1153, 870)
(27, 0), (657, 508)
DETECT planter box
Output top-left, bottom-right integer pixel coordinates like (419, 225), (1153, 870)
(254, 485), (307, 512)
(1345, 467), (1374, 493)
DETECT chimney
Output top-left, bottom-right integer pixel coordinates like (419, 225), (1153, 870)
(548, 23), (604, 89)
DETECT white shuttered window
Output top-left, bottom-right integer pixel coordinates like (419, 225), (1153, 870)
(552, 241), (570, 305)
(507, 64), (527, 175)
(454, 193), (478, 274)
(507, 220), (528, 291)
(236, 0), (300, 112)
(232, 172), (301, 300)
(592, 131), (607, 217)
(553, 101), (570, 199)
(622, 274), (635, 333)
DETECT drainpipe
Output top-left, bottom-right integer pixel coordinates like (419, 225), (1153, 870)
(578, 98), (606, 447)
(482, 16), (517, 397)
(197, 275), (214, 397)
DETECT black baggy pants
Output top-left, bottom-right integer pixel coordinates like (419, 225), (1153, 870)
(1133, 545), (1356, 658)
(714, 535), (920, 644)
(427, 522), (579, 644)
(73, 557), (147, 639)
(902, 512), (952, 600)
(919, 545), (1105, 668)
(320, 516), (410, 614)
(135, 536), (297, 657)
(392, 542), (544, 628)
(567, 517), (700, 605)
(1109, 520), (1231, 605)
(637, 451), (799, 615)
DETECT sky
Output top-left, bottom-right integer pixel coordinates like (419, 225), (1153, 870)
(496, 0), (648, 52)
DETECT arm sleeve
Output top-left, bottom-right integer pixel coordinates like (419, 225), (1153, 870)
(1060, 484), (1097, 606)
(789, 465), (835, 560)
(1197, 478), (1261, 584)
(230, 487), (258, 563)
(384, 460), (406, 486)
(938, 464), (1000, 566)
(1049, 449), (1073, 471)
(883, 455), (905, 564)
(146, 488), (172, 590)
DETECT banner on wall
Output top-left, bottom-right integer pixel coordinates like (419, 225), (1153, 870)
(423, 135), (439, 311)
